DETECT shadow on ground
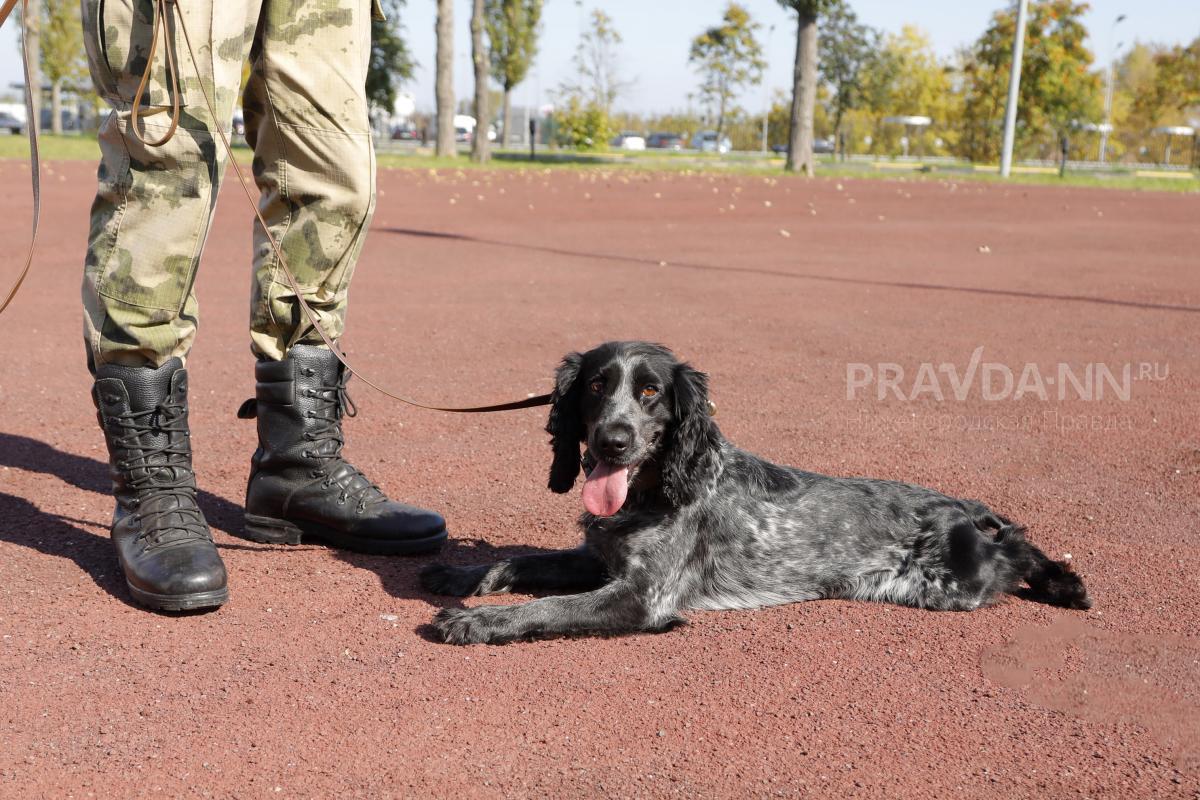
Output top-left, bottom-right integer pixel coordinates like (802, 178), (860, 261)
(337, 537), (564, 612)
(380, 226), (1200, 315)
(0, 433), (259, 608)
(0, 432), (558, 621)
(0, 433), (246, 536)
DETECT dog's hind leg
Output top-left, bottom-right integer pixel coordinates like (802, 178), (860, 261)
(420, 547), (607, 597)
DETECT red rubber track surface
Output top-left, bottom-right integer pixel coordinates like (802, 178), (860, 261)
(0, 161), (1197, 798)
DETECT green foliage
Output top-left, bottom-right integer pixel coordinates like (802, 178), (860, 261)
(958, 0), (1102, 162)
(1137, 38), (1200, 125)
(367, 0), (416, 113)
(485, 0), (543, 92)
(829, 26), (955, 157)
(775, 0), (841, 19)
(1107, 38), (1199, 164)
(40, 0), (86, 87)
(818, 2), (879, 138)
(549, 95), (615, 151)
(688, 3), (765, 139)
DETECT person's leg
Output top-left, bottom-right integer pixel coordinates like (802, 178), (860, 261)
(82, 0), (258, 368)
(243, 0), (377, 359)
(81, 0), (260, 609)
(238, 0), (446, 554)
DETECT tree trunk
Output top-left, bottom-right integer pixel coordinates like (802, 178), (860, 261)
(785, 10), (817, 176)
(502, 87), (513, 147)
(434, 0), (455, 157)
(24, 7), (41, 133)
(716, 86), (726, 141)
(469, 0), (489, 163)
(833, 103), (844, 157)
(50, 79), (62, 134)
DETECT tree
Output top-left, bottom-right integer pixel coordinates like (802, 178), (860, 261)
(853, 26), (956, 156)
(434, 0), (455, 156)
(469, 0), (490, 162)
(552, 9), (627, 151)
(959, 0), (1101, 162)
(564, 9), (628, 115)
(1106, 39), (1200, 163)
(776, 0), (839, 175)
(817, 2), (877, 153)
(688, 3), (765, 141)
(40, 0), (86, 134)
(485, 0), (543, 147)
(1138, 38), (1200, 126)
(366, 0), (416, 117)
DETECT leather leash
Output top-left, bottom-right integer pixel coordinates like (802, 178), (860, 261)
(0, 0), (551, 414)
(0, 0), (40, 317)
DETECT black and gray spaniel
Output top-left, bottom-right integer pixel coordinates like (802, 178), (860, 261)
(421, 341), (1090, 644)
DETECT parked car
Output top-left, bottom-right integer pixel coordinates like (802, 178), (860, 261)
(646, 132), (685, 150)
(691, 130), (732, 154)
(610, 132), (646, 151)
(0, 110), (23, 135)
(391, 123), (420, 141)
(770, 137), (836, 155)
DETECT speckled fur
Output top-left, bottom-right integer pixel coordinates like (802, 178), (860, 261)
(423, 342), (1091, 645)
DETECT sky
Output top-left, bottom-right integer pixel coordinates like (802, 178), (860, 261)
(1, 0), (1198, 115)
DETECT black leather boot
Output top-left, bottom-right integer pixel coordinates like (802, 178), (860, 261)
(239, 345), (447, 554)
(92, 360), (229, 611)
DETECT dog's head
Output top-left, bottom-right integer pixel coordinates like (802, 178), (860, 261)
(545, 341), (721, 516)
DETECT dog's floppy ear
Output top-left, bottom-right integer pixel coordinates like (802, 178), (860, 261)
(662, 361), (721, 506)
(546, 352), (585, 493)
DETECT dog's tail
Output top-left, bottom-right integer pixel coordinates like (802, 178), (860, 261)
(995, 525), (1092, 610)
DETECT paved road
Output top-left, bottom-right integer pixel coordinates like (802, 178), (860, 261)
(0, 160), (1196, 797)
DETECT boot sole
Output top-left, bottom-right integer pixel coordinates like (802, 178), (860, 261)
(243, 514), (448, 555)
(126, 583), (229, 612)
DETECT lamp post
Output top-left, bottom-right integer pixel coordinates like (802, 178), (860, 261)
(761, 23), (776, 156)
(1098, 14), (1127, 162)
(1000, 0), (1030, 178)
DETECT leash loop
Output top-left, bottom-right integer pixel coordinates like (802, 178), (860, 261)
(129, 0), (183, 148)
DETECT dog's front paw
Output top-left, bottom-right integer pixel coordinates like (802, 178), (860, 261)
(420, 563), (489, 596)
(431, 606), (514, 645)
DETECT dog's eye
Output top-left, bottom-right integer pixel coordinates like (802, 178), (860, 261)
(589, 380), (604, 394)
(641, 385), (659, 398)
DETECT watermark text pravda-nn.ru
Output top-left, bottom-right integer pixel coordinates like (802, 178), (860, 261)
(842, 347), (1169, 434)
(846, 346), (1168, 402)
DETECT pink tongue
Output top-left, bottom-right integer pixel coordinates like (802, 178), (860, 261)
(582, 461), (630, 516)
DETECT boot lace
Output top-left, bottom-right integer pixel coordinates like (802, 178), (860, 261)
(111, 399), (210, 547)
(300, 368), (386, 513)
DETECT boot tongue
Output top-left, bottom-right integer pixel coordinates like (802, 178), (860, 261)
(582, 460), (630, 517)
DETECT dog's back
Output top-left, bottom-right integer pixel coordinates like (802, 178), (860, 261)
(672, 445), (1090, 613)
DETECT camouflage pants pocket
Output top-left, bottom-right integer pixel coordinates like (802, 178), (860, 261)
(92, 143), (214, 314)
(83, 0), (192, 108)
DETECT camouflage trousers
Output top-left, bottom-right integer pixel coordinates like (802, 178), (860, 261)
(82, 0), (378, 368)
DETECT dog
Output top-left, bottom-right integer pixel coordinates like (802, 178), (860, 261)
(421, 341), (1090, 645)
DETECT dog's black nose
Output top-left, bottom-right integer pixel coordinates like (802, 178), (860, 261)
(597, 427), (633, 459)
